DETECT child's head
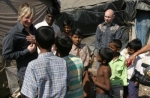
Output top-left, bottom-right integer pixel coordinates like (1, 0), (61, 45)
(35, 26), (54, 50)
(46, 7), (58, 16)
(63, 20), (73, 35)
(97, 48), (113, 64)
(55, 35), (73, 56)
(109, 39), (122, 53)
(45, 7), (58, 26)
(71, 28), (82, 46)
(127, 38), (142, 55)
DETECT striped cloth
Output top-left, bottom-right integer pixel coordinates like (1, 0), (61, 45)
(63, 54), (84, 98)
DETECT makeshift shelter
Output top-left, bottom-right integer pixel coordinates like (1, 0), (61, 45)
(56, 0), (133, 49)
(55, 0), (150, 48)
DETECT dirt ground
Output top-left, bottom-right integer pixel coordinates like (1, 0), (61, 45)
(139, 84), (150, 98)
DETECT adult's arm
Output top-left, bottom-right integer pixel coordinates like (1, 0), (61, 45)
(126, 44), (150, 63)
(2, 33), (30, 60)
(95, 25), (102, 50)
(115, 26), (122, 40)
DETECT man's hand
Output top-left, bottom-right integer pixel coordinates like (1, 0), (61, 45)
(126, 54), (136, 64)
(26, 35), (35, 44)
(27, 44), (36, 53)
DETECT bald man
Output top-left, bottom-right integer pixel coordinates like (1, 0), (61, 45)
(95, 9), (122, 50)
(94, 9), (123, 98)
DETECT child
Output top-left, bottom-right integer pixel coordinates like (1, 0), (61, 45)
(109, 39), (128, 98)
(55, 35), (84, 98)
(69, 28), (93, 97)
(21, 26), (68, 98)
(89, 48), (113, 98)
(62, 19), (73, 38)
(125, 39), (144, 98)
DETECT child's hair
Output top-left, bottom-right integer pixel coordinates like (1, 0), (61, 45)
(35, 26), (55, 50)
(63, 19), (73, 28)
(110, 39), (122, 49)
(46, 7), (58, 15)
(55, 35), (73, 56)
(71, 28), (82, 37)
(127, 38), (142, 51)
(99, 48), (113, 63)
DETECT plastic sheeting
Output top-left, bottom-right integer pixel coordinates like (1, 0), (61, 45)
(56, 0), (150, 46)
(56, 0), (130, 47)
(56, 0), (125, 34)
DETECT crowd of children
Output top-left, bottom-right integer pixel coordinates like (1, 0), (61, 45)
(2, 2), (146, 98)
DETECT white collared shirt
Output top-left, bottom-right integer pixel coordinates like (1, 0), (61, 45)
(127, 56), (144, 79)
(35, 20), (61, 37)
(121, 48), (144, 80)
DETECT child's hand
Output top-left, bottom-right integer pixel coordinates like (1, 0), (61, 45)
(134, 81), (139, 86)
(88, 71), (93, 81)
(89, 54), (94, 65)
(91, 75), (97, 83)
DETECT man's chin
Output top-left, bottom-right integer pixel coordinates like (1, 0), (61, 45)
(47, 22), (52, 26)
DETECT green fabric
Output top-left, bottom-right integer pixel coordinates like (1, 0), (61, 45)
(109, 55), (128, 86)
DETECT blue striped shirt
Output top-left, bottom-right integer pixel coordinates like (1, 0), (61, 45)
(21, 52), (67, 98)
(63, 54), (84, 98)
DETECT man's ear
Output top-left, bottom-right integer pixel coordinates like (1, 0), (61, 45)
(35, 41), (40, 48)
(112, 14), (115, 19)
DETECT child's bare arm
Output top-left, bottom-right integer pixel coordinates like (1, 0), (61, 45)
(89, 54), (94, 65)
(92, 69), (111, 91)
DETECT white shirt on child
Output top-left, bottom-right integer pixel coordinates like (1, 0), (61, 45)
(121, 48), (144, 80)
(35, 20), (61, 37)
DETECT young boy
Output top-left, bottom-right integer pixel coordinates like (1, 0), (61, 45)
(109, 39), (128, 98)
(62, 19), (73, 38)
(70, 28), (91, 66)
(69, 28), (93, 97)
(21, 26), (68, 98)
(89, 48), (113, 98)
(55, 35), (84, 98)
(125, 39), (144, 98)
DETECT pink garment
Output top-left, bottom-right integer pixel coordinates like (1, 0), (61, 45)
(70, 44), (91, 67)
